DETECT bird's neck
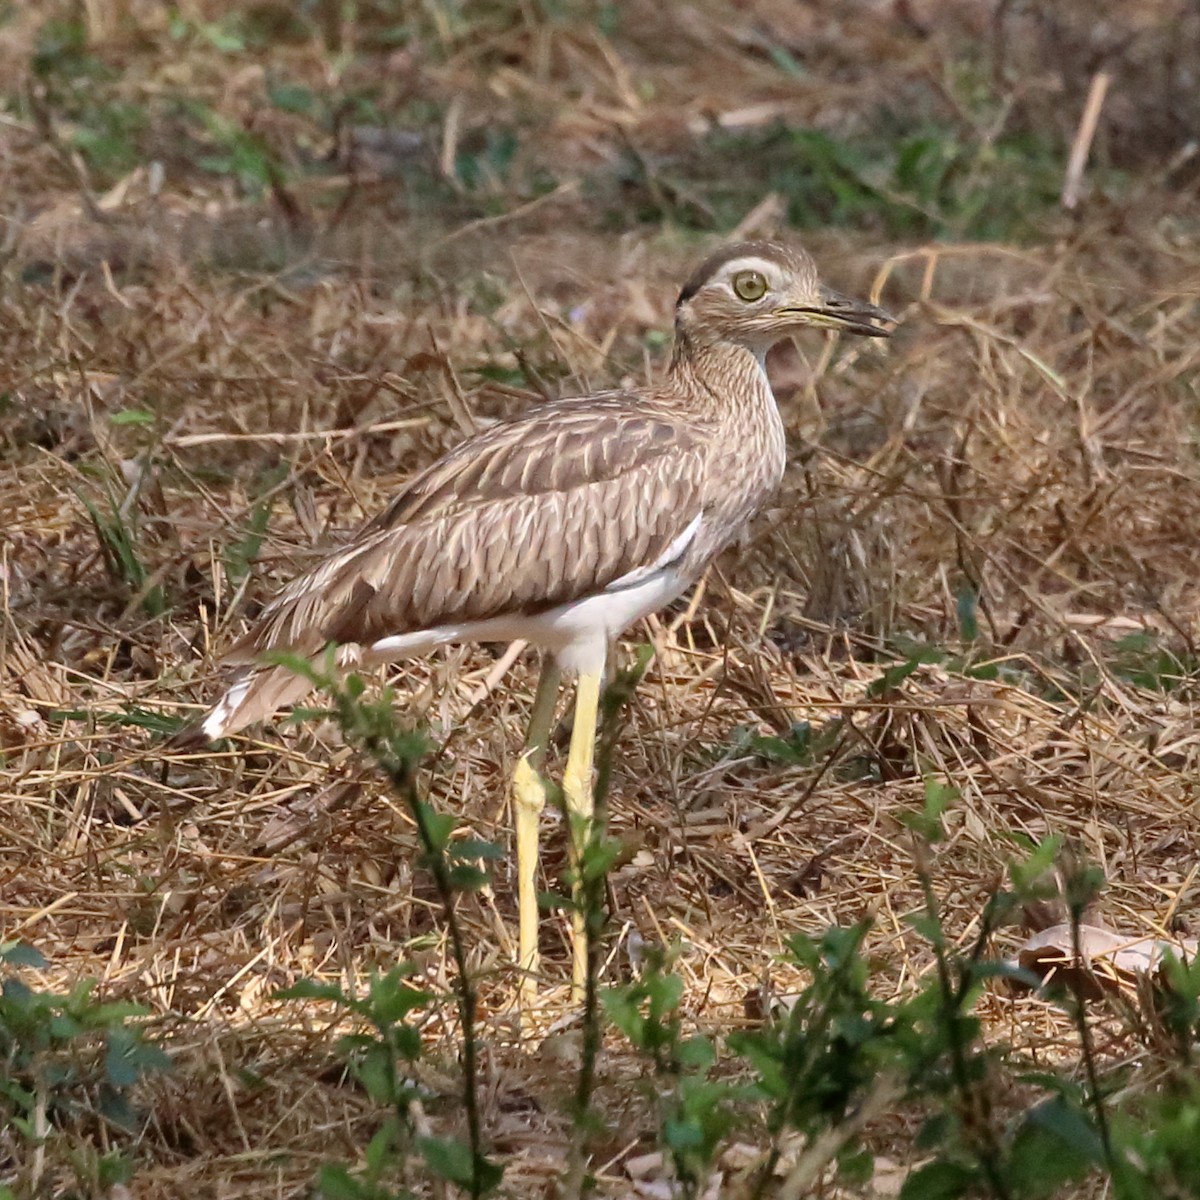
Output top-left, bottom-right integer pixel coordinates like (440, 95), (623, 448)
(668, 326), (788, 516)
(668, 327), (777, 423)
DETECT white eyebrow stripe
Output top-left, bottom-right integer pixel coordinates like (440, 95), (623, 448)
(716, 256), (783, 282)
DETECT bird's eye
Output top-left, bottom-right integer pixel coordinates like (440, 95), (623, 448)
(732, 270), (768, 302)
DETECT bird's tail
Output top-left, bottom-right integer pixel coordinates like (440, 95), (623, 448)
(169, 663), (318, 748)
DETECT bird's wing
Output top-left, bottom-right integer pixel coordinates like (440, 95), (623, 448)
(221, 396), (709, 664)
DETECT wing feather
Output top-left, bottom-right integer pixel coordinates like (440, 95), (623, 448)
(221, 395), (709, 664)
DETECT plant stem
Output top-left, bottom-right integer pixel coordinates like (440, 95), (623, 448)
(359, 719), (489, 1199)
(913, 841), (1012, 1200)
(1068, 900), (1116, 1176)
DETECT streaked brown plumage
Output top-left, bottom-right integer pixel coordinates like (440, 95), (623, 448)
(223, 401), (708, 665)
(186, 239), (893, 1002)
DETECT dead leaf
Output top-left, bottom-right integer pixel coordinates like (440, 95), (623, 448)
(1013, 923), (1199, 998)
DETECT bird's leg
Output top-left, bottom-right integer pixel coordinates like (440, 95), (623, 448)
(513, 655), (562, 1011)
(563, 660), (603, 1002)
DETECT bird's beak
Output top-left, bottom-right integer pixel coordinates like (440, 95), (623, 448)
(779, 284), (896, 337)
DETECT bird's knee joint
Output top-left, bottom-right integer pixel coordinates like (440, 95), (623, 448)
(562, 765), (594, 819)
(562, 762), (587, 793)
(513, 757), (547, 816)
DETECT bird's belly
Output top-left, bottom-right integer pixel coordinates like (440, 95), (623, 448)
(365, 565), (692, 676)
(537, 566), (692, 671)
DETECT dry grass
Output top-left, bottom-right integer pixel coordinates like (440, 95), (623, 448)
(2, 1), (1200, 1195)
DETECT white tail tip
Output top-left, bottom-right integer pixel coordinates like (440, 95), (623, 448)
(200, 677), (250, 740)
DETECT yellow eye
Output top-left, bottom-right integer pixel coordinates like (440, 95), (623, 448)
(732, 270), (768, 302)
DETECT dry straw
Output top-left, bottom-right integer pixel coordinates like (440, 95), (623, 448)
(2, 0), (1199, 1194)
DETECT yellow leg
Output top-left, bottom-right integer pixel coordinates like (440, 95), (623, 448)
(562, 663), (603, 1002)
(513, 657), (561, 1011)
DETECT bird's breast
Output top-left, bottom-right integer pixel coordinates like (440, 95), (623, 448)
(686, 406), (787, 569)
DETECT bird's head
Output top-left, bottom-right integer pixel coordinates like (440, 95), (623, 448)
(674, 240), (895, 357)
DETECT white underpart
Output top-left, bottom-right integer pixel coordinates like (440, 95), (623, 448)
(202, 514), (705, 736)
(368, 512), (703, 676)
(368, 563), (694, 678)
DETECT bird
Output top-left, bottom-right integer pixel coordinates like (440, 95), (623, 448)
(186, 239), (894, 1005)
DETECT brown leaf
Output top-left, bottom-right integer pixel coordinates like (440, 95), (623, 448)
(1014, 923), (1199, 999)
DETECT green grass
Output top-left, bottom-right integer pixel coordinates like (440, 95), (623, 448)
(597, 120), (1072, 241)
(17, 7), (1084, 242)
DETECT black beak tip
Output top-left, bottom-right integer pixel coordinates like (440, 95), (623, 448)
(852, 299), (899, 336)
(858, 316), (895, 338)
(833, 309), (895, 338)
(809, 292), (899, 337)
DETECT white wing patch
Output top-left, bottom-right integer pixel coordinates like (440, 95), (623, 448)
(604, 512), (703, 593)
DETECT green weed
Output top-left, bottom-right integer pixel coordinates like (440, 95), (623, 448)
(0, 942), (171, 1189)
(604, 948), (746, 1197)
(275, 658), (503, 1199)
(223, 463), (289, 594)
(74, 464), (168, 618)
(1105, 632), (1200, 694)
(601, 119), (1072, 241)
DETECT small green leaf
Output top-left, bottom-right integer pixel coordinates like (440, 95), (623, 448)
(746, 722), (816, 765)
(275, 978), (348, 1005)
(1009, 835), (1064, 892)
(269, 82), (315, 115)
(105, 1027), (172, 1087)
(537, 887), (572, 913)
(417, 806), (456, 852)
(0, 941), (47, 968)
(914, 1111), (956, 1151)
(368, 971), (429, 1025)
(600, 986), (645, 1045)
(447, 864), (490, 891)
(579, 836), (622, 882)
(447, 838), (504, 861)
(0, 1076), (36, 1114)
(110, 409), (155, 426)
(956, 585), (979, 642)
(664, 1115), (704, 1152)
(364, 1116), (400, 1175)
(899, 1159), (977, 1200)
(353, 1043), (398, 1105)
(899, 777), (958, 843)
(418, 1136), (475, 1187)
(676, 1034), (716, 1069)
(49, 1012), (84, 1040)
(923, 776), (959, 817)
(390, 1025), (423, 1061)
(97, 1150), (133, 1188)
(837, 1143), (875, 1185)
(1007, 1097), (1102, 1195)
(315, 1163), (368, 1200)
(867, 654), (928, 698)
(81, 1000), (148, 1025)
(113, 706), (186, 734)
(767, 42), (806, 79)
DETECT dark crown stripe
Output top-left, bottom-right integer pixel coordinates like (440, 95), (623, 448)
(675, 240), (790, 307)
